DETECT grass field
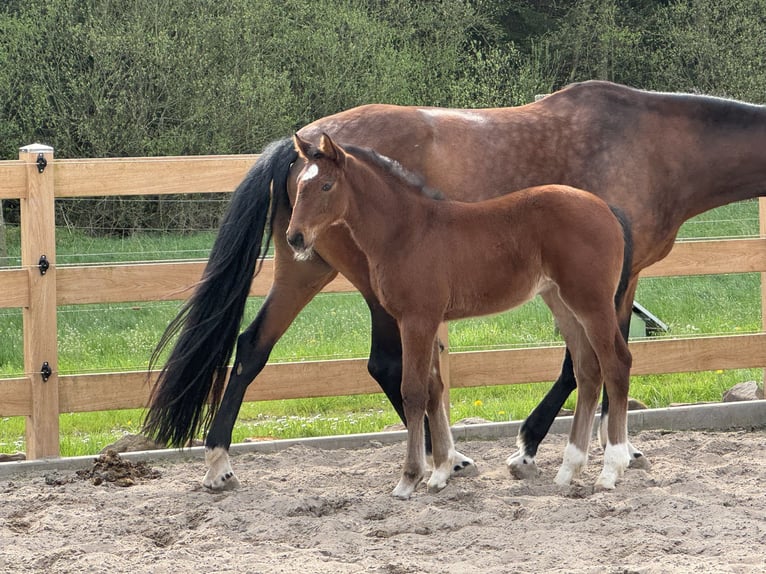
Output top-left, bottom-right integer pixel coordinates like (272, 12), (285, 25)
(0, 200), (763, 456)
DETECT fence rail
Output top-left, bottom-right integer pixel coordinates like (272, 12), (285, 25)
(1, 144), (765, 459)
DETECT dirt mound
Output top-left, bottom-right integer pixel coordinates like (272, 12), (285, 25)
(75, 450), (161, 486)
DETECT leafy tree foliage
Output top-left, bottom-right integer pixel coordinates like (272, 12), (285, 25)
(1, 0), (763, 233)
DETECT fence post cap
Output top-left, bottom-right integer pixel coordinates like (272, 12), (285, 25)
(19, 143), (54, 154)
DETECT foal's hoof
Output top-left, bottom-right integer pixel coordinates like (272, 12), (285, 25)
(506, 450), (541, 480)
(629, 452), (652, 471)
(392, 471), (424, 500)
(452, 452), (479, 478)
(392, 482), (416, 500)
(427, 476), (449, 494)
(593, 476), (617, 492)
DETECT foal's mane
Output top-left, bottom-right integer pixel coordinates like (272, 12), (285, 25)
(344, 144), (444, 200)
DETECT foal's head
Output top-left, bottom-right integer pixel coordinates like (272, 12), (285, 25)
(287, 133), (353, 260)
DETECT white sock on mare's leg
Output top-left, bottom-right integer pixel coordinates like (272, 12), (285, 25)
(203, 446), (241, 491)
(506, 435), (541, 479)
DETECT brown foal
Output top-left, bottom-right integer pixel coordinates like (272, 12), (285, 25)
(287, 133), (633, 498)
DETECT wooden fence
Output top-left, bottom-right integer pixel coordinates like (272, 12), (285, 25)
(2, 143), (766, 459)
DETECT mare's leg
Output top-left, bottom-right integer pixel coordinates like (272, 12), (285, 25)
(203, 213), (338, 490)
(506, 350), (575, 478)
(368, 305), (476, 477)
(392, 320), (440, 499)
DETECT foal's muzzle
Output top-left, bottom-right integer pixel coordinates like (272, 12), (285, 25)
(286, 231), (306, 252)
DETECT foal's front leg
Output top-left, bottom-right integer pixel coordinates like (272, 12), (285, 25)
(424, 341), (458, 493)
(392, 321), (440, 499)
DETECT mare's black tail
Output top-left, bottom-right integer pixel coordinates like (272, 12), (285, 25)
(143, 137), (297, 447)
(609, 205), (634, 320)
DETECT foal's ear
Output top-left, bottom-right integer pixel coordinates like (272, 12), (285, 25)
(319, 133), (344, 163)
(293, 133), (313, 159)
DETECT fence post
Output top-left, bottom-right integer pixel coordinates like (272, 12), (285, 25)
(19, 143), (59, 459)
(761, 198), (766, 383)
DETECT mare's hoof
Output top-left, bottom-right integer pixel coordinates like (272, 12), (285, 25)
(507, 451), (541, 480)
(203, 470), (241, 491)
(203, 446), (240, 491)
(629, 452), (652, 471)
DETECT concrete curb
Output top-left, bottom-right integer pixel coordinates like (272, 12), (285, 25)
(1, 400), (764, 479)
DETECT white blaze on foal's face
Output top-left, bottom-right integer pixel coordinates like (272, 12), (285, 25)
(300, 163), (319, 182)
(290, 161), (329, 261)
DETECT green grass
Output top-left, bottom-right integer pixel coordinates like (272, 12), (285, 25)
(0, 201), (763, 456)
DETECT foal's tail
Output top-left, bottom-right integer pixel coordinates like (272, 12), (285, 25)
(143, 137), (297, 447)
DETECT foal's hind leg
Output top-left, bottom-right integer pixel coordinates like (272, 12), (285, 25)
(554, 343), (602, 486)
(568, 308), (633, 490)
(538, 293), (601, 486)
(597, 279), (649, 470)
(593, 329), (632, 490)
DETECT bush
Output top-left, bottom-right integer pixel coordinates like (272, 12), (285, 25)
(1, 0), (764, 234)
(0, 0), (497, 232)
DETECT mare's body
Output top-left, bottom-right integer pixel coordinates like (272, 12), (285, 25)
(287, 134), (633, 498)
(144, 81), (766, 491)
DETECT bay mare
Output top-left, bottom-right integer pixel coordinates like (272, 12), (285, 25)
(144, 81), (766, 491)
(287, 133), (634, 498)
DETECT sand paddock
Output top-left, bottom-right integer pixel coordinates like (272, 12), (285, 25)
(1, 427), (764, 574)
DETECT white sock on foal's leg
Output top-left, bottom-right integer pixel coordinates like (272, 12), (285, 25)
(427, 447), (456, 493)
(601, 411), (651, 470)
(595, 441), (631, 490)
(554, 442), (587, 486)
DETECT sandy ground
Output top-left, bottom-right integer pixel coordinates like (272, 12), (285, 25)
(1, 429), (764, 574)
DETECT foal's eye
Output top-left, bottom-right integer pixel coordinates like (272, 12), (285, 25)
(321, 182), (332, 191)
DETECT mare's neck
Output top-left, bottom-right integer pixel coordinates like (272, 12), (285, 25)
(680, 102), (766, 219)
